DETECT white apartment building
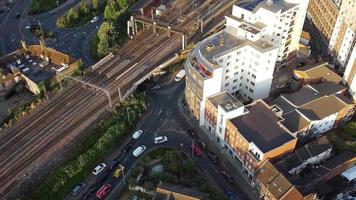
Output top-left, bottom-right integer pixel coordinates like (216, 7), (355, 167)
(185, 0), (308, 124)
(343, 45), (356, 100)
(228, 0), (309, 61)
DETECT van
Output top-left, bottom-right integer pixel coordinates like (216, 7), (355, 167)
(175, 69), (186, 82)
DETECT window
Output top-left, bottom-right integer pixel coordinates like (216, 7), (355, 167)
(246, 78), (249, 82)
(251, 81), (255, 86)
(225, 83), (230, 87)
(233, 79), (237, 83)
(219, 59), (223, 63)
(225, 76), (230, 80)
(227, 62), (230, 66)
(227, 55), (231, 59)
(232, 86), (237, 90)
(226, 69), (230, 73)
(247, 71), (250, 75)
(234, 71), (238, 75)
(249, 88), (254, 93)
(252, 74), (256, 79)
(245, 86), (248, 89)
(239, 83), (242, 86)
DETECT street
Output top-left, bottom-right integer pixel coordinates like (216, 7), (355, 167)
(0, 0), (97, 65)
(65, 74), (255, 200)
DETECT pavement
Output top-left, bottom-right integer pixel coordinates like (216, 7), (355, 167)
(64, 73), (258, 200)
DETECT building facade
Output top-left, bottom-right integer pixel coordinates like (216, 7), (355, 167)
(308, 0), (356, 69)
(185, 0), (309, 124)
(342, 45), (356, 100)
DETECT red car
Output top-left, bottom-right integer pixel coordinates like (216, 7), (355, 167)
(96, 184), (111, 199)
(191, 143), (203, 156)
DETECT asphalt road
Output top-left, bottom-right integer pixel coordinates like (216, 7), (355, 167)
(0, 0), (97, 65)
(67, 75), (253, 200)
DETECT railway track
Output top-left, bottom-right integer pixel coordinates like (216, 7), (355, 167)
(0, 0), (232, 197)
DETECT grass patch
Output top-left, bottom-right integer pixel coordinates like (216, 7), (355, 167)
(89, 34), (100, 60)
(29, 93), (147, 200)
(327, 121), (356, 153)
(129, 148), (228, 200)
(28, 0), (66, 15)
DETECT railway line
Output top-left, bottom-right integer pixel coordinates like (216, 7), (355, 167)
(0, 0), (235, 197)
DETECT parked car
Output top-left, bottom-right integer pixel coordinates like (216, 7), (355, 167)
(82, 187), (96, 200)
(133, 145), (146, 157)
(108, 159), (120, 171)
(96, 184), (111, 199)
(96, 171), (109, 183)
(132, 130), (143, 139)
(191, 143), (203, 156)
(221, 171), (234, 184)
(92, 163), (106, 175)
(226, 191), (238, 200)
(198, 140), (207, 150)
(15, 12), (21, 18)
(113, 165), (125, 178)
(71, 182), (86, 196)
(208, 152), (218, 164)
(90, 16), (99, 23)
(154, 136), (168, 144)
(123, 141), (134, 152)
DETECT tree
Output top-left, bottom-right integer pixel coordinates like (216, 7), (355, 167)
(97, 22), (115, 57)
(78, 1), (89, 16)
(91, 0), (99, 9)
(66, 8), (78, 22)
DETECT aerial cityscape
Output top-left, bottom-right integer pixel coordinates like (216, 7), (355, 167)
(0, 0), (355, 199)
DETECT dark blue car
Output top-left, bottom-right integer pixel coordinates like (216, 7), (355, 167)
(226, 191), (238, 200)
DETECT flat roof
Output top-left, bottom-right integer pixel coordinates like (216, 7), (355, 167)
(309, 82), (346, 96)
(207, 92), (243, 112)
(230, 101), (295, 153)
(195, 28), (276, 70)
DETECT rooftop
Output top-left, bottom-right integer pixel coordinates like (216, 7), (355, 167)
(239, 0), (296, 13)
(299, 95), (347, 120)
(207, 92), (243, 112)
(192, 28), (276, 73)
(152, 182), (208, 200)
(294, 63), (342, 83)
(230, 100), (295, 153)
(256, 160), (303, 200)
(281, 110), (309, 133)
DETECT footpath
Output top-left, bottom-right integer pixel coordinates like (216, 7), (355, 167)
(177, 92), (259, 200)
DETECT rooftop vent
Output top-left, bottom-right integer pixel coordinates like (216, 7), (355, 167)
(266, 0), (273, 6)
(206, 44), (216, 52)
(262, 42), (267, 47)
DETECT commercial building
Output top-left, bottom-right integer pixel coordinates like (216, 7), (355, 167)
(0, 41), (81, 96)
(223, 100), (297, 178)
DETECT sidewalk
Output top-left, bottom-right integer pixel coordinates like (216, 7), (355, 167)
(177, 92), (259, 200)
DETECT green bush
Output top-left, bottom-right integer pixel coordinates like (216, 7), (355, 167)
(344, 121), (356, 138)
(28, 0), (66, 15)
(29, 93), (146, 200)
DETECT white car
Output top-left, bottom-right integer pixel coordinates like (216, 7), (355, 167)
(132, 145), (146, 157)
(90, 16), (99, 23)
(154, 136), (168, 144)
(92, 163), (106, 175)
(132, 130), (143, 139)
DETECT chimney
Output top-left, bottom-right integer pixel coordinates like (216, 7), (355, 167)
(266, 0), (273, 6)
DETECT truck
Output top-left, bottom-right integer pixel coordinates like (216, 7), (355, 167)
(175, 69), (186, 82)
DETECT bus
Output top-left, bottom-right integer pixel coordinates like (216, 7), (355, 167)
(175, 69), (186, 82)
